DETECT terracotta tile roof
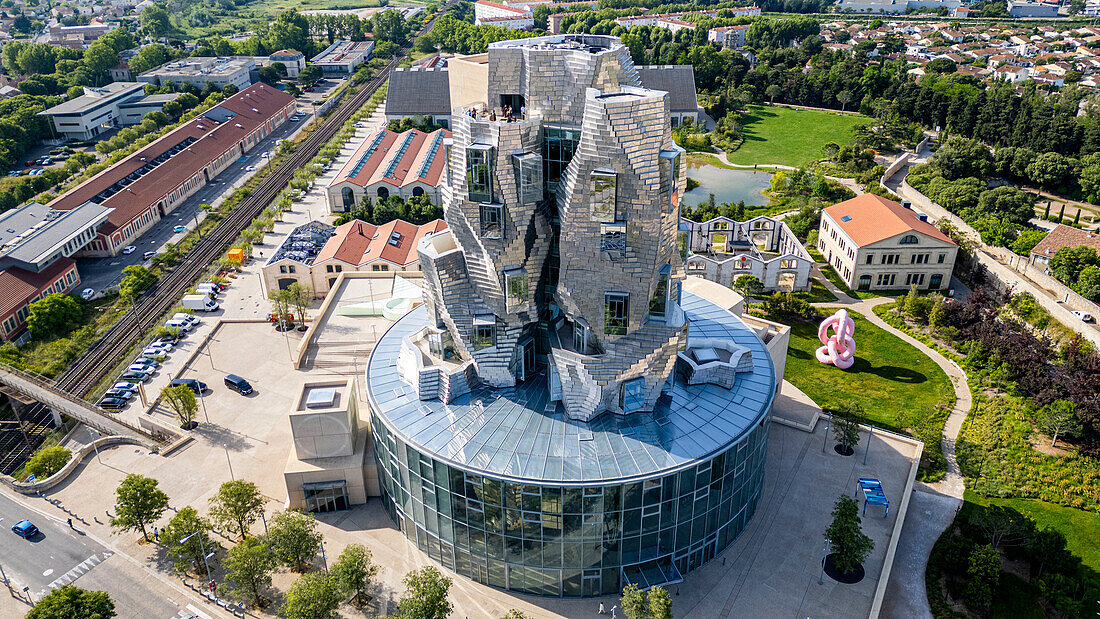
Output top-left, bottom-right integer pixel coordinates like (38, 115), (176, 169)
(47, 83), (294, 233)
(1029, 223), (1100, 258)
(330, 128), (450, 190)
(823, 194), (955, 247)
(0, 257), (74, 318)
(314, 218), (447, 267)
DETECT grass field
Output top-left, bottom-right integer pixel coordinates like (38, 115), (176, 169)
(784, 310), (955, 429)
(723, 105), (871, 168)
(966, 492), (1100, 570)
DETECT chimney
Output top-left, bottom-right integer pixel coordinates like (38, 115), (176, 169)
(901, 200), (912, 209)
(917, 214), (928, 222)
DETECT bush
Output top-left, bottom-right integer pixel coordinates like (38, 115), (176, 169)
(24, 445), (72, 479)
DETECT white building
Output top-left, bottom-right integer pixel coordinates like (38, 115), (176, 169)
(310, 40), (374, 75)
(708, 25), (750, 49)
(474, 0), (532, 25)
(817, 194), (957, 292)
(681, 215), (813, 291)
(37, 82), (146, 141)
(270, 49), (306, 78)
(137, 56), (255, 90)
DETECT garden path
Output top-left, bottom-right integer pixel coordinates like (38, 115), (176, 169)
(804, 268), (973, 617)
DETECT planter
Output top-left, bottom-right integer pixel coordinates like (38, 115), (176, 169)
(834, 444), (855, 456)
(823, 553), (865, 584)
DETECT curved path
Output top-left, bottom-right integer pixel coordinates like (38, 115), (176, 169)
(808, 268), (971, 618)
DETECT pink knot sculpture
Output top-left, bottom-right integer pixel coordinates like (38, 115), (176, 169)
(815, 308), (856, 370)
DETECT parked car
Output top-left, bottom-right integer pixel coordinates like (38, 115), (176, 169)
(111, 381), (138, 394)
(98, 397), (128, 410)
(131, 357), (158, 368)
(81, 288), (95, 300)
(224, 374), (253, 395)
(143, 251), (157, 260)
(104, 388), (134, 400)
(11, 520), (38, 539)
(1072, 310), (1094, 323)
(122, 246), (136, 255)
(172, 313), (199, 327)
(173, 225), (187, 233)
(120, 370), (151, 382)
(153, 335), (178, 347)
(169, 378), (207, 394)
(139, 348), (167, 360)
(244, 165), (256, 171)
(127, 363), (156, 374)
(165, 319), (193, 332)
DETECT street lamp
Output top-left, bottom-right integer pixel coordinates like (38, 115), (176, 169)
(223, 444), (235, 481)
(180, 530), (216, 590)
(319, 539), (328, 573)
(88, 427), (103, 465)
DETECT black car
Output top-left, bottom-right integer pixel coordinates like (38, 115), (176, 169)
(119, 370), (150, 382)
(224, 374), (253, 395)
(104, 388), (134, 400)
(170, 378), (207, 394)
(98, 397), (127, 410)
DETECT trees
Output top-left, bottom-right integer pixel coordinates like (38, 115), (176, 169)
(620, 583), (673, 619)
(128, 44), (170, 75)
(265, 510), (322, 572)
(1025, 151), (1072, 192)
(209, 480), (265, 540)
(160, 506), (214, 575)
(286, 282), (312, 328)
(964, 544), (1000, 611)
(974, 186), (1034, 226)
(161, 384), (198, 428)
(931, 136), (994, 180)
(26, 293), (83, 339)
(765, 84), (781, 104)
(267, 10), (313, 58)
(836, 90), (852, 112)
(823, 495), (874, 574)
(140, 3), (173, 38)
(831, 400), (863, 454)
(110, 474), (169, 541)
(332, 543), (378, 605)
(298, 65), (322, 84)
(396, 566), (453, 619)
(24, 445), (71, 479)
(27, 585), (115, 619)
(119, 265), (157, 303)
(1038, 400), (1083, 447)
(370, 8), (409, 45)
(224, 537), (277, 608)
(1048, 245), (1100, 291)
(280, 573), (342, 619)
(733, 274), (765, 298)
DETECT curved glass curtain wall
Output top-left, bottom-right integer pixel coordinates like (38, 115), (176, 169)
(370, 408), (769, 598)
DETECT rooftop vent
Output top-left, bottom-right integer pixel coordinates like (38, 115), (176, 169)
(841, 215), (852, 222)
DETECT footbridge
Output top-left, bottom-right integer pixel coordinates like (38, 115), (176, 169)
(0, 364), (155, 447)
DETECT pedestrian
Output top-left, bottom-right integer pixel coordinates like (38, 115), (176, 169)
(598, 601), (605, 614)
(520, 105), (526, 119)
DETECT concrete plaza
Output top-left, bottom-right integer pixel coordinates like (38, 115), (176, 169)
(33, 309), (919, 618)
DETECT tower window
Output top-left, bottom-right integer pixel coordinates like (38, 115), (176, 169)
(466, 145), (493, 202)
(589, 171), (617, 223)
(605, 292), (628, 335)
(480, 203), (502, 239)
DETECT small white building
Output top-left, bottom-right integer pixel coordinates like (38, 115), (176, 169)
(681, 215), (813, 291)
(310, 40), (374, 75)
(708, 25), (750, 49)
(817, 194), (957, 292)
(37, 82), (146, 141)
(269, 49), (306, 78)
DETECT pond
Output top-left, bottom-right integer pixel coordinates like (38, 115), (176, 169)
(684, 161), (771, 207)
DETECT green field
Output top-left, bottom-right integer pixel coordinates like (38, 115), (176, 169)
(965, 491), (1100, 571)
(724, 105), (871, 168)
(784, 310), (955, 429)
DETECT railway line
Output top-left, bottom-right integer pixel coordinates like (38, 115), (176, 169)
(51, 8), (449, 403)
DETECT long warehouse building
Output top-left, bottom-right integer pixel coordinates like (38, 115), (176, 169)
(47, 82), (296, 257)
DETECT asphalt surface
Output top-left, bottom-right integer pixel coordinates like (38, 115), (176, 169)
(76, 102), (317, 295)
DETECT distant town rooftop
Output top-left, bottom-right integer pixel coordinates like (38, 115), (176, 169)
(488, 33), (624, 53)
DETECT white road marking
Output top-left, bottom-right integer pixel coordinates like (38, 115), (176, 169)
(42, 569), (53, 577)
(34, 551), (112, 599)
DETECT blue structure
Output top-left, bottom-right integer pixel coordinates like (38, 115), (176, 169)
(364, 290), (777, 597)
(856, 477), (889, 517)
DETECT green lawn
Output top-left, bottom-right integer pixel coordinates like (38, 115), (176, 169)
(784, 310), (955, 430)
(723, 105), (871, 168)
(965, 492), (1100, 571)
(792, 277), (837, 303)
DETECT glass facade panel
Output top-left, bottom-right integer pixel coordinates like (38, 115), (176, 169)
(649, 265), (670, 320)
(480, 203), (503, 239)
(505, 268), (529, 313)
(543, 127), (580, 192)
(589, 171), (617, 223)
(604, 292), (628, 336)
(371, 405), (768, 597)
(467, 146), (493, 202)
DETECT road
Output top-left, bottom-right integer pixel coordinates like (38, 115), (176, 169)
(76, 102), (318, 295)
(0, 487), (184, 618)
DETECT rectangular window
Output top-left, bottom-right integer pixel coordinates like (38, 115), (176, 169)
(288, 265), (296, 273)
(473, 325), (495, 350)
(589, 171), (617, 223)
(335, 265), (342, 272)
(512, 153), (541, 204)
(466, 145), (493, 202)
(649, 266), (670, 320)
(543, 126), (579, 191)
(326, 265), (333, 273)
(480, 203), (503, 239)
(572, 321), (590, 355)
(620, 377), (645, 412)
(600, 222), (627, 258)
(605, 292), (628, 335)
(866, 254), (874, 264)
(938, 253), (946, 264)
(504, 268), (528, 312)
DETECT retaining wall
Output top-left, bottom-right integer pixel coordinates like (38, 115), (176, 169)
(0, 435), (144, 494)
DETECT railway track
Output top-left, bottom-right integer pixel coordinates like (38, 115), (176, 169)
(53, 9), (449, 400)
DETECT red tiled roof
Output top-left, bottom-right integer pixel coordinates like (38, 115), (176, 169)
(315, 219), (447, 267)
(823, 194), (955, 247)
(0, 258), (74, 318)
(331, 128), (450, 190)
(475, 0), (530, 14)
(47, 83), (294, 233)
(1030, 223), (1100, 258)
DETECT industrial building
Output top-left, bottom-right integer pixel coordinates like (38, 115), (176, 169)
(309, 40), (375, 75)
(385, 67), (452, 129)
(325, 127), (451, 212)
(46, 82), (296, 256)
(364, 35), (778, 598)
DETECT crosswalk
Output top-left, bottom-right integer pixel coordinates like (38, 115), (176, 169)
(34, 551), (112, 600)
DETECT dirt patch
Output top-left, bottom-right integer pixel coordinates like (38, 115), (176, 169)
(1029, 433), (1074, 457)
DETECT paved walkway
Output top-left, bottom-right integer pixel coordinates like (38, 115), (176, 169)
(806, 270), (971, 618)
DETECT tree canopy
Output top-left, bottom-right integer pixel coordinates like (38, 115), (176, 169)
(110, 474), (169, 541)
(27, 586), (115, 619)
